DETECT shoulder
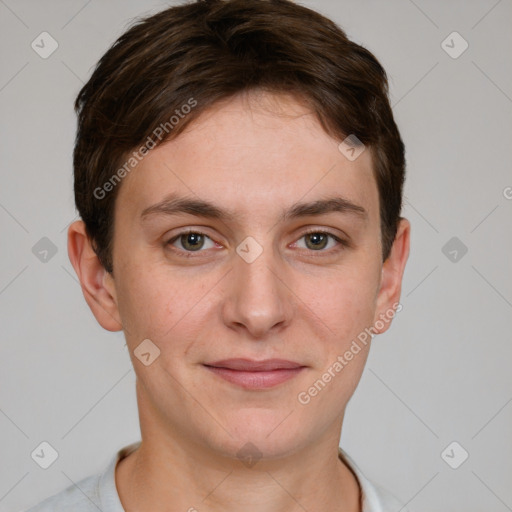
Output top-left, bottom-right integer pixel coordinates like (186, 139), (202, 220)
(22, 472), (102, 512)
(363, 480), (410, 512)
(338, 447), (409, 512)
(22, 442), (139, 512)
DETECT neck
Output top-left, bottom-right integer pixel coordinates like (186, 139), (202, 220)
(115, 380), (361, 512)
(116, 433), (361, 512)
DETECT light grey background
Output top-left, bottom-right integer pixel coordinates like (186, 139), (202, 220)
(1, 1), (511, 511)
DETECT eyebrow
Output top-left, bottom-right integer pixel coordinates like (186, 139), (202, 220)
(140, 193), (368, 223)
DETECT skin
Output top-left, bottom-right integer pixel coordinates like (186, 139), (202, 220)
(68, 90), (410, 512)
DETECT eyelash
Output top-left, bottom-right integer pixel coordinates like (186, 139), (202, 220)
(165, 228), (349, 257)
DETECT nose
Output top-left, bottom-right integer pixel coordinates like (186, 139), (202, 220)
(221, 242), (294, 339)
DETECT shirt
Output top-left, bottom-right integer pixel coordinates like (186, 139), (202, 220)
(23, 441), (409, 512)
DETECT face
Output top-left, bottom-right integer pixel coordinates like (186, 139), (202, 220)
(73, 90), (409, 460)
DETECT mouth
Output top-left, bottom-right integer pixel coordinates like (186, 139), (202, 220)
(202, 358), (306, 389)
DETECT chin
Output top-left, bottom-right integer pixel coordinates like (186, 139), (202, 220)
(203, 411), (307, 461)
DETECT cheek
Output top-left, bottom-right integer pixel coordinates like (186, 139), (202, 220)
(115, 263), (215, 348)
(297, 276), (376, 412)
(304, 269), (379, 344)
(114, 266), (172, 340)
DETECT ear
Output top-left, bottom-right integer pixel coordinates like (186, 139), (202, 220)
(67, 220), (122, 332)
(372, 218), (410, 334)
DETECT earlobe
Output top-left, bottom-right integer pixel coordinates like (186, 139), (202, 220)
(67, 220), (123, 332)
(372, 218), (410, 335)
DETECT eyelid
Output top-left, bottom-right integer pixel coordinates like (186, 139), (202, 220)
(166, 228), (219, 253)
(292, 227), (350, 252)
(165, 226), (350, 256)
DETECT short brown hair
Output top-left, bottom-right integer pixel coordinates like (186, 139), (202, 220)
(73, 0), (405, 274)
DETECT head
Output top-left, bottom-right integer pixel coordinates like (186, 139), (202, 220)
(68, 0), (409, 460)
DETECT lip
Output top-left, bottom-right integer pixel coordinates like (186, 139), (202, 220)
(205, 358), (304, 371)
(203, 358), (306, 389)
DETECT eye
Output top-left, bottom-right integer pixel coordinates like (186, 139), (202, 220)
(167, 230), (217, 253)
(165, 228), (348, 257)
(294, 230), (346, 252)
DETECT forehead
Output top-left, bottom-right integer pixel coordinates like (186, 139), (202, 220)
(115, 91), (379, 227)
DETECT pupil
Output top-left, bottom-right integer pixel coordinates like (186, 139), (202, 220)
(307, 233), (327, 250)
(183, 233), (203, 251)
